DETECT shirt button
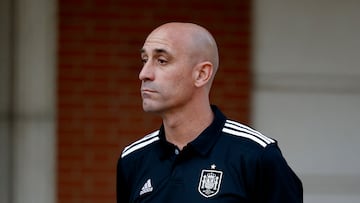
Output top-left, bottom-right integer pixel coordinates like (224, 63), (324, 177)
(174, 149), (179, 155)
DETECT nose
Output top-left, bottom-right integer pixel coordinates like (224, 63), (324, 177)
(139, 61), (154, 81)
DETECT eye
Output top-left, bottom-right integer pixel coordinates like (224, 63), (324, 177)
(141, 58), (148, 64)
(157, 58), (167, 65)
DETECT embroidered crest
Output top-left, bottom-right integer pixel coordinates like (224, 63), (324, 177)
(198, 164), (223, 198)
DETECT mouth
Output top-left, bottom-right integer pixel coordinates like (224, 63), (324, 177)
(141, 88), (157, 93)
(141, 88), (157, 98)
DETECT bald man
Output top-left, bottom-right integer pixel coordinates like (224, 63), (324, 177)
(117, 22), (303, 203)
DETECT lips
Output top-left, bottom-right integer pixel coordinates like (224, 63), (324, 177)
(141, 88), (157, 99)
(141, 88), (156, 93)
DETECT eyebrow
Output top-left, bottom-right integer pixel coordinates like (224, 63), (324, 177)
(140, 48), (171, 55)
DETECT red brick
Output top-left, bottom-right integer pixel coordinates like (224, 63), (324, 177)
(57, 0), (252, 202)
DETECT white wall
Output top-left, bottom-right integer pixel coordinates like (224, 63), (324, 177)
(253, 1), (360, 202)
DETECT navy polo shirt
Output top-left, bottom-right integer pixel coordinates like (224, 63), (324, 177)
(117, 106), (303, 202)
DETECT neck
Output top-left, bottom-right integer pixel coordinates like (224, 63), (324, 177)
(161, 103), (214, 150)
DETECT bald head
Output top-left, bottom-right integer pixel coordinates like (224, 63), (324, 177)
(139, 22), (219, 114)
(146, 22), (219, 80)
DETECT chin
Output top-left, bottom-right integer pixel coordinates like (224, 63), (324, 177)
(142, 103), (160, 113)
(143, 104), (168, 115)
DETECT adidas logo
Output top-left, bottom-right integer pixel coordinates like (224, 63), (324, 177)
(140, 179), (153, 195)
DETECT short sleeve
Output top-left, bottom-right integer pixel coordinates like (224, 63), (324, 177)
(255, 144), (303, 203)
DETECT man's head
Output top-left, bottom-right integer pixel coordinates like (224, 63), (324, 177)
(139, 22), (219, 114)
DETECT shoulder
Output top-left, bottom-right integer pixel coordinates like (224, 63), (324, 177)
(221, 119), (276, 148)
(121, 130), (160, 159)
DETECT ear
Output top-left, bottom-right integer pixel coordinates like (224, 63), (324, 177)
(193, 61), (213, 88)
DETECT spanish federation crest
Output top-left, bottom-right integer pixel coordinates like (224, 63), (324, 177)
(198, 164), (223, 198)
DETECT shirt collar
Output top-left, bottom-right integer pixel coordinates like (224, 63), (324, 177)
(158, 105), (227, 159)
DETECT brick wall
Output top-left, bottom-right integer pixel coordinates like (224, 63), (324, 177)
(57, 0), (252, 202)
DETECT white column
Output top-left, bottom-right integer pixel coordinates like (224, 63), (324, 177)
(12, 0), (57, 202)
(253, 1), (360, 203)
(0, 0), (12, 202)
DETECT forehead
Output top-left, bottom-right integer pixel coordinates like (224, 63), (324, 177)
(141, 39), (172, 55)
(141, 28), (187, 55)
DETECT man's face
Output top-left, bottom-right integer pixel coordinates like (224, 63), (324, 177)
(139, 28), (196, 114)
